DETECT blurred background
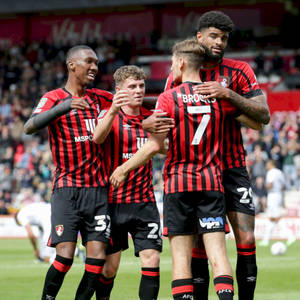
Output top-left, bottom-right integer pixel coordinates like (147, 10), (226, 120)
(0, 0), (299, 241)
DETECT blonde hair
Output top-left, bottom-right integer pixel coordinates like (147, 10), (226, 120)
(113, 65), (146, 86)
(172, 38), (205, 70)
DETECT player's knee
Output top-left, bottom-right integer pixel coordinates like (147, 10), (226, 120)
(103, 263), (118, 278)
(140, 249), (160, 267)
(236, 231), (255, 245)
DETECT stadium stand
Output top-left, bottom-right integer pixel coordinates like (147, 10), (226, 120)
(0, 1), (299, 241)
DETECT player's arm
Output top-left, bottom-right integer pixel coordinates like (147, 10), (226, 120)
(24, 99), (89, 134)
(93, 90), (130, 144)
(24, 224), (39, 259)
(110, 132), (167, 188)
(236, 114), (262, 130)
(193, 82), (270, 124)
(142, 96), (157, 110)
(142, 111), (174, 134)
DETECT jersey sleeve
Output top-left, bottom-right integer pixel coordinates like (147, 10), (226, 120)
(237, 62), (263, 99)
(164, 72), (175, 91)
(32, 92), (56, 116)
(155, 92), (171, 116)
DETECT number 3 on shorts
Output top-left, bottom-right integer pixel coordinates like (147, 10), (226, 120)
(94, 215), (111, 232)
(187, 106), (211, 145)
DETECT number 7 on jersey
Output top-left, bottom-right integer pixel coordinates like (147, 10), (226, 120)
(187, 106), (211, 145)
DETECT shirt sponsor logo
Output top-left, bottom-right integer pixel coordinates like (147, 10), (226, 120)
(199, 217), (224, 229)
(177, 93), (216, 104)
(122, 137), (148, 160)
(74, 135), (93, 142)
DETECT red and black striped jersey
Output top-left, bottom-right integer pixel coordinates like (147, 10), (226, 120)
(165, 58), (263, 169)
(102, 107), (155, 204)
(32, 87), (113, 190)
(156, 81), (237, 194)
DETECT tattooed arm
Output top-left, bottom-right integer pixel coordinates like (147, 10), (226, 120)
(193, 82), (270, 124)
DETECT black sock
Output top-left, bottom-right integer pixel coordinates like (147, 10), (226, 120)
(139, 267), (160, 300)
(95, 274), (115, 300)
(75, 257), (105, 300)
(214, 275), (234, 300)
(172, 278), (193, 300)
(236, 243), (257, 300)
(41, 255), (73, 300)
(191, 247), (209, 300)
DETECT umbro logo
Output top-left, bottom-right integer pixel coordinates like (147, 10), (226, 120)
(247, 276), (257, 282)
(123, 124), (131, 130)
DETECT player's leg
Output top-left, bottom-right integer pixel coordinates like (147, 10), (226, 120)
(203, 232), (234, 300)
(41, 188), (79, 300)
(191, 235), (209, 300)
(95, 251), (121, 300)
(132, 202), (162, 300)
(169, 234), (194, 300)
(96, 203), (129, 299)
(139, 249), (160, 300)
(163, 192), (196, 300)
(224, 167), (257, 300)
(74, 187), (110, 300)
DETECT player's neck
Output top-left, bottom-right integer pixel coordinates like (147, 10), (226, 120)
(64, 80), (86, 97)
(122, 105), (141, 116)
(182, 71), (201, 83)
(201, 59), (220, 69)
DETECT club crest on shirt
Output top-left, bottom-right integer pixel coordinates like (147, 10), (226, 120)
(218, 76), (230, 88)
(55, 225), (64, 236)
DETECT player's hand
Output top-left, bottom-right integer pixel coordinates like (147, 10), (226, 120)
(111, 90), (131, 114)
(70, 98), (90, 110)
(193, 82), (230, 99)
(110, 166), (128, 188)
(142, 110), (174, 134)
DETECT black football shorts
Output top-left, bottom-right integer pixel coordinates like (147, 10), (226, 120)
(163, 191), (226, 236)
(106, 202), (162, 257)
(48, 186), (110, 247)
(223, 166), (255, 216)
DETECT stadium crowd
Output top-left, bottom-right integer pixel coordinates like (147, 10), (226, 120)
(0, 40), (300, 216)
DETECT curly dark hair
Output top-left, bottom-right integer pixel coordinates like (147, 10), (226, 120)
(197, 11), (234, 32)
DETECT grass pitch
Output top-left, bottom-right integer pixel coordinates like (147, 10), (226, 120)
(0, 238), (299, 299)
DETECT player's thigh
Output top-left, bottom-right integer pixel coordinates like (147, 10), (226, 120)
(223, 167), (255, 216)
(103, 251), (122, 278)
(131, 202), (162, 257)
(78, 187), (110, 246)
(50, 188), (81, 247)
(163, 192), (197, 236)
(195, 191), (227, 235)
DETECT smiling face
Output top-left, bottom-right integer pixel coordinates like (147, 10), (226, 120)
(68, 49), (99, 86)
(117, 77), (145, 107)
(196, 27), (229, 62)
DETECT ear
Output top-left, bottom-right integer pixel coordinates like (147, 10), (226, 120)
(67, 60), (75, 72)
(115, 85), (120, 92)
(196, 31), (202, 42)
(179, 58), (185, 71)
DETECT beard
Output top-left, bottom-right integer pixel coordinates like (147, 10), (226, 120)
(201, 43), (224, 62)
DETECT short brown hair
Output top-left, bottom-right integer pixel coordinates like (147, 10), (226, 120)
(172, 38), (205, 70)
(113, 65), (146, 86)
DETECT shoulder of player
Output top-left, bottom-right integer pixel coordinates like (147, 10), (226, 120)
(222, 58), (252, 71)
(87, 88), (113, 101)
(41, 88), (70, 102)
(140, 106), (152, 116)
